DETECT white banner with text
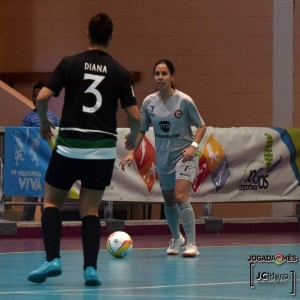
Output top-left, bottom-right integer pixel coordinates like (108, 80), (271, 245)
(4, 126), (300, 202)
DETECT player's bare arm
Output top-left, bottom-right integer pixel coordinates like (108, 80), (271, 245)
(124, 105), (141, 146)
(36, 87), (56, 141)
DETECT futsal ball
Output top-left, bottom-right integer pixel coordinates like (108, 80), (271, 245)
(106, 231), (133, 258)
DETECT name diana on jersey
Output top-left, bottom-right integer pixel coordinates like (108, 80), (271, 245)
(84, 62), (107, 73)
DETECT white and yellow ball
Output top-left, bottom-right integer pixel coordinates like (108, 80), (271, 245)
(106, 231), (133, 258)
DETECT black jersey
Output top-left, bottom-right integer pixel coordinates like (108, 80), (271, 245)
(45, 50), (137, 159)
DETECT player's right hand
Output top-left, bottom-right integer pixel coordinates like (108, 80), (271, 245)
(40, 119), (55, 141)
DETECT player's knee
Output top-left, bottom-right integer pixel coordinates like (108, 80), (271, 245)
(175, 190), (189, 204)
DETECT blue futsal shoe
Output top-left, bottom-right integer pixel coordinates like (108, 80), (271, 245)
(28, 258), (62, 283)
(84, 267), (102, 286)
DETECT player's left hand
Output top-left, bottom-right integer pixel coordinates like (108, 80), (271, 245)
(181, 145), (197, 162)
(119, 151), (135, 171)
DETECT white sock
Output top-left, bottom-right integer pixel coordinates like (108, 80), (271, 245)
(164, 204), (181, 240)
(179, 202), (196, 245)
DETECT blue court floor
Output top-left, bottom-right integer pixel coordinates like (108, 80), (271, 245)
(0, 236), (299, 300)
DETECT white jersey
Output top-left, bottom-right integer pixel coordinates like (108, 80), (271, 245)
(140, 89), (205, 174)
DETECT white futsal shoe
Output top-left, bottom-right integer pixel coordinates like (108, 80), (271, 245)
(182, 244), (200, 257)
(166, 234), (185, 255)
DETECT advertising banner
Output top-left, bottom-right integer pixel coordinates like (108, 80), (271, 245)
(3, 127), (300, 202)
(106, 127), (300, 203)
(4, 127), (51, 197)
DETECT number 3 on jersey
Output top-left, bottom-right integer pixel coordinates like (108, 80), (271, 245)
(83, 73), (105, 113)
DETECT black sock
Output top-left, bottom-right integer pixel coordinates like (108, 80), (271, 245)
(42, 207), (62, 261)
(82, 215), (101, 270)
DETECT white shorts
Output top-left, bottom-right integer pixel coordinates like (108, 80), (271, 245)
(158, 156), (199, 191)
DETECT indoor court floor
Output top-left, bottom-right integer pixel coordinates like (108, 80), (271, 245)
(0, 232), (299, 300)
